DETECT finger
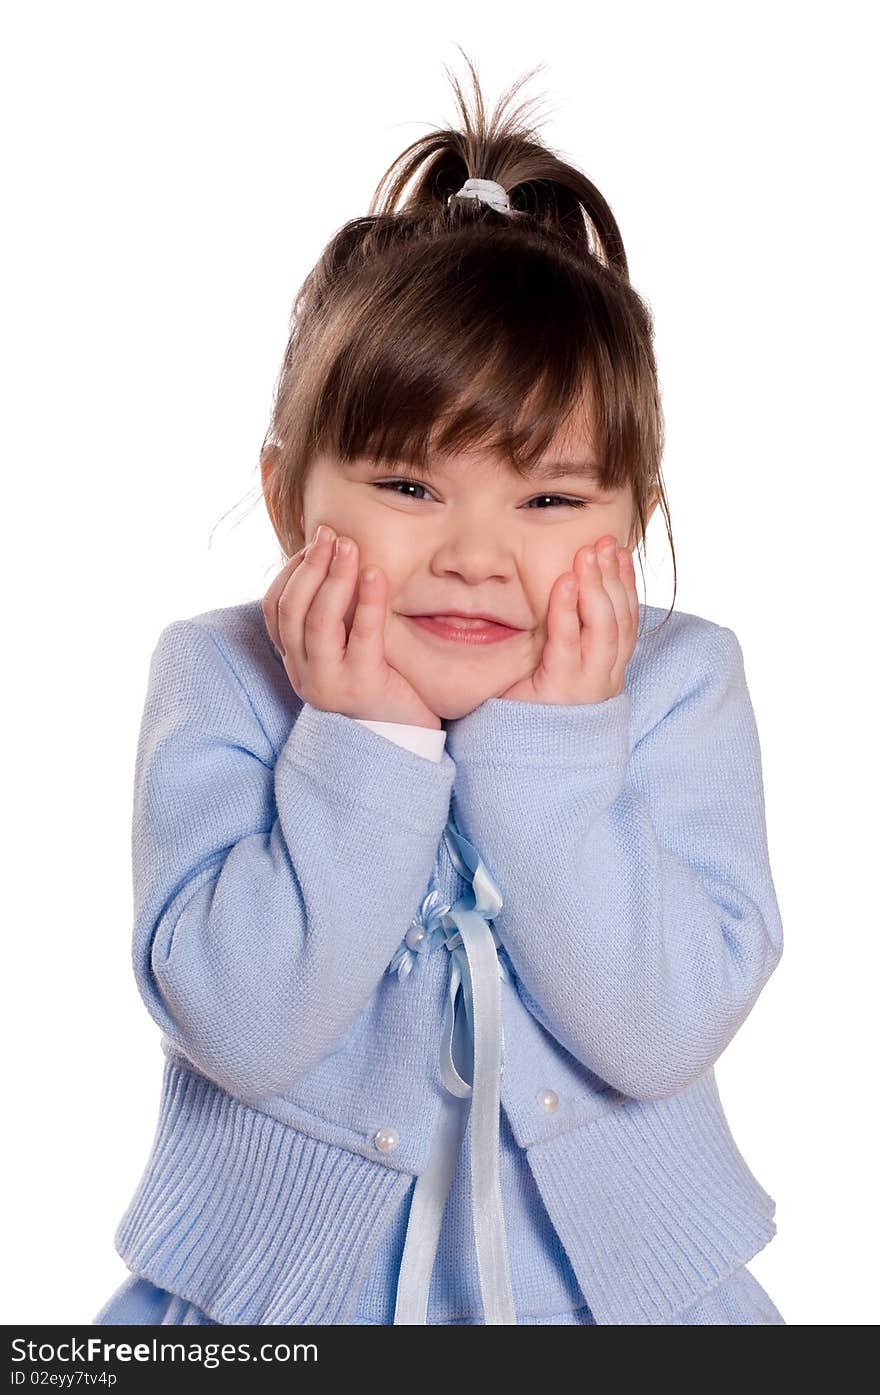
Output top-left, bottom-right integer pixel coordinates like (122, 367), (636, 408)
(277, 529), (340, 675)
(611, 545), (640, 688)
(303, 532), (364, 674)
(618, 545), (640, 630)
(595, 539), (632, 663)
(575, 544), (618, 670)
(262, 547), (308, 654)
(344, 561), (389, 671)
(540, 569), (583, 682)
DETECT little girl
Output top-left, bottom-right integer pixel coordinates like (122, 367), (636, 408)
(94, 57), (786, 1326)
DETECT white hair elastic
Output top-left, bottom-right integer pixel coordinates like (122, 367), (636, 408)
(448, 177), (511, 214)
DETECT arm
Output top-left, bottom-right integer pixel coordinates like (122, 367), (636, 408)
(131, 619), (456, 1103)
(444, 623), (784, 1101)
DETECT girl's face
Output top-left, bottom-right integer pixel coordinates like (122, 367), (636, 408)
(290, 447), (657, 722)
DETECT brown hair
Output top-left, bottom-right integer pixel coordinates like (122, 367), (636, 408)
(254, 48), (676, 629)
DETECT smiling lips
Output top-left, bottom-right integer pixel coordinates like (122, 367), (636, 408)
(404, 614), (524, 645)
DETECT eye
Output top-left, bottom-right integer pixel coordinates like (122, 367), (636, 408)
(372, 479), (434, 501)
(372, 480), (590, 509)
(523, 493), (589, 510)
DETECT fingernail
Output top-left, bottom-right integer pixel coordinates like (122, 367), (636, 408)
(315, 524), (331, 544)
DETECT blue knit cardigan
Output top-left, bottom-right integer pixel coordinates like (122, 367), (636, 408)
(111, 598), (784, 1325)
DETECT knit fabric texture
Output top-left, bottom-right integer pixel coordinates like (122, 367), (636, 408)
(110, 597), (784, 1325)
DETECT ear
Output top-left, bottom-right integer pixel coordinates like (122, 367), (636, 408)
(261, 448), (307, 555)
(260, 449), (288, 552)
(260, 447), (278, 494)
(628, 487), (660, 550)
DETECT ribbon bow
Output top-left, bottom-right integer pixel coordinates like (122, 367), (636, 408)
(391, 818), (516, 1325)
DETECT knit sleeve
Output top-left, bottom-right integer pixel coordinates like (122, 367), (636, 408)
(131, 618), (456, 1104)
(444, 622), (784, 1101)
(354, 718), (447, 762)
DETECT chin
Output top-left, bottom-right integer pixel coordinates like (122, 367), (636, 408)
(401, 672), (516, 722)
(432, 696), (492, 722)
(387, 632), (537, 719)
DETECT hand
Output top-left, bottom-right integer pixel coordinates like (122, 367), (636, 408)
(495, 535), (639, 705)
(262, 524), (442, 729)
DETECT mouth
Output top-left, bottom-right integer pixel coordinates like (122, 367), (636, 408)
(402, 614), (526, 646)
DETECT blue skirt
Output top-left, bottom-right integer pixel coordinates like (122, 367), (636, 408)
(94, 1263), (785, 1326)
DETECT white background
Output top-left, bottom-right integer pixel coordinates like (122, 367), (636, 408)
(2, 1), (877, 1327)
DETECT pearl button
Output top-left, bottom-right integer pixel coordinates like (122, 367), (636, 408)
(374, 1127), (399, 1153)
(405, 924), (426, 951)
(537, 1088), (559, 1112)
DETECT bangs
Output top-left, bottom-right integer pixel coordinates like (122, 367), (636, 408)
(295, 227), (658, 495)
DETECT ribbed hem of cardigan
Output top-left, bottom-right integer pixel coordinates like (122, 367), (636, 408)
(525, 1069), (778, 1326)
(113, 1057), (413, 1325)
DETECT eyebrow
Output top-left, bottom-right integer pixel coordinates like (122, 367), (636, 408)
(357, 457), (602, 482)
(525, 460), (603, 481)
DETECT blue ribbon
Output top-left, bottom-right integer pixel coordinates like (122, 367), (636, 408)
(391, 818), (516, 1325)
